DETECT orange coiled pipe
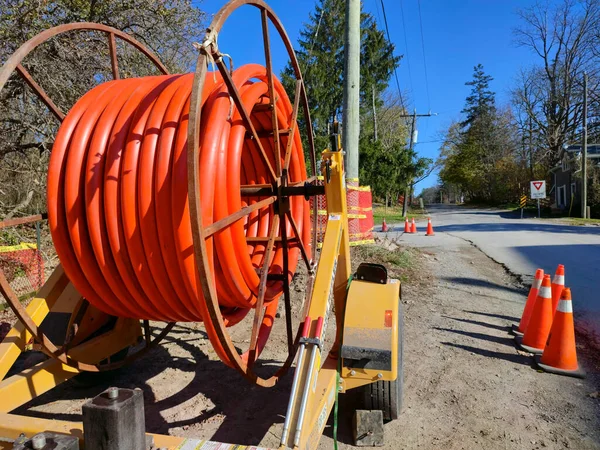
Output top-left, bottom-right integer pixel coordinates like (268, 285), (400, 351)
(47, 64), (310, 356)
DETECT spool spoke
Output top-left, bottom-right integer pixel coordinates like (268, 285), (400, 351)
(213, 57), (277, 181)
(204, 195), (277, 237)
(143, 320), (151, 345)
(248, 215), (280, 366)
(279, 210), (294, 354)
(261, 8), (281, 177)
(16, 64), (65, 121)
(284, 80), (302, 171)
(285, 210), (312, 272)
(108, 32), (120, 80)
(62, 297), (88, 350)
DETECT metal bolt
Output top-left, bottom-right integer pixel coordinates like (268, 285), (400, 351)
(350, 370), (356, 376)
(31, 434), (47, 450)
(107, 387), (119, 399)
(377, 373), (383, 379)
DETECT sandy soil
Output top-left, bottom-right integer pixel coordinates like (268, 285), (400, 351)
(5, 237), (600, 450)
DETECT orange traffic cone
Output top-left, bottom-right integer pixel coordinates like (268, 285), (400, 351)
(551, 264), (565, 314)
(515, 274), (553, 354)
(404, 217), (410, 233)
(381, 218), (389, 232)
(425, 218), (435, 236)
(512, 269), (544, 336)
(410, 218), (417, 233)
(535, 288), (585, 378)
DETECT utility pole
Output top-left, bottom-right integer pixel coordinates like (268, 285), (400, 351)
(582, 72), (588, 219)
(342, 0), (360, 182)
(399, 110), (437, 217)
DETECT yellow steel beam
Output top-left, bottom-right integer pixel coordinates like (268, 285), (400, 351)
(0, 318), (140, 413)
(297, 358), (338, 450)
(0, 412), (272, 450)
(0, 298), (49, 380)
(0, 266), (70, 381)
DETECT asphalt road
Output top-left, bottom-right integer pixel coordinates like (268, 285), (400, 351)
(379, 204), (600, 342)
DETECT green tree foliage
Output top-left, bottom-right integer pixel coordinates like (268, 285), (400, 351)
(281, 0), (400, 153)
(360, 92), (431, 200)
(439, 65), (525, 204)
(0, 0), (206, 219)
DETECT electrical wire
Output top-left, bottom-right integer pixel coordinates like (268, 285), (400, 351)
(379, 0), (406, 112)
(399, 0), (414, 97)
(417, 0), (431, 110)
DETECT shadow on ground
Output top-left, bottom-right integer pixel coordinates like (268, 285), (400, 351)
(443, 277), (525, 296)
(13, 324), (301, 446)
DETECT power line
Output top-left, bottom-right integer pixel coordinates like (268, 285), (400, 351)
(417, 0), (431, 110)
(399, 0), (414, 96)
(379, 0), (406, 112)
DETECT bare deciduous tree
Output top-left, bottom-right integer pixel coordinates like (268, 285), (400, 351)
(512, 0), (600, 170)
(0, 0), (206, 220)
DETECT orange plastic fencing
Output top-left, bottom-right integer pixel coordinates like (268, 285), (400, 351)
(0, 243), (44, 299)
(312, 177), (374, 247)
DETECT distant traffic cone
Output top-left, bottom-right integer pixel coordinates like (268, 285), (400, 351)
(551, 264), (565, 314)
(381, 218), (389, 232)
(535, 288), (585, 378)
(512, 269), (544, 336)
(515, 274), (553, 354)
(425, 218), (435, 236)
(410, 218), (417, 233)
(404, 217), (410, 233)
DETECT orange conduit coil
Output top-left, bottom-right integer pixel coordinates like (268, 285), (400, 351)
(47, 64), (310, 362)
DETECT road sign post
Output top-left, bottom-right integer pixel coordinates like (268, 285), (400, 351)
(519, 195), (527, 219)
(530, 181), (546, 219)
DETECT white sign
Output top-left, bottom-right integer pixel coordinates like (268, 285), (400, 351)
(530, 180), (546, 199)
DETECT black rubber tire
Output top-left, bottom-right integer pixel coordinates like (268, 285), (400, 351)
(361, 300), (404, 422)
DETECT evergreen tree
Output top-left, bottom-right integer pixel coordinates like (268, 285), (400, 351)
(461, 64), (496, 128)
(281, 0), (400, 152)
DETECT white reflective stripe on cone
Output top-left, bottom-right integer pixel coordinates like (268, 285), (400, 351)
(552, 275), (565, 284)
(538, 286), (551, 299)
(532, 278), (542, 289)
(557, 300), (573, 314)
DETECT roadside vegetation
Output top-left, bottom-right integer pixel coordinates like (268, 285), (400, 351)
(281, 0), (432, 210)
(425, 1), (600, 218)
(372, 205), (427, 225)
(351, 243), (423, 284)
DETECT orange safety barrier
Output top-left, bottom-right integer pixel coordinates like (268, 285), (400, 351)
(47, 66), (311, 364)
(516, 274), (553, 354)
(551, 264), (565, 314)
(312, 178), (374, 246)
(425, 218), (435, 236)
(512, 268), (544, 336)
(535, 288), (585, 378)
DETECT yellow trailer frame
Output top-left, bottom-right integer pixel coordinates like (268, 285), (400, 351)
(0, 145), (401, 450)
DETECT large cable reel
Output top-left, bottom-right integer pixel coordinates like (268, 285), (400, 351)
(0, 0), (318, 387)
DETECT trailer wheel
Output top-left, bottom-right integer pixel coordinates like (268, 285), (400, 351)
(360, 301), (404, 421)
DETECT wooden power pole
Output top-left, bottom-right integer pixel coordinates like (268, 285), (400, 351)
(342, 0), (360, 181)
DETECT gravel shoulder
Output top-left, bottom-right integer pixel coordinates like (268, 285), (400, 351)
(5, 233), (600, 450)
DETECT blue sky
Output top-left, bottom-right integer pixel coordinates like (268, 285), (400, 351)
(197, 0), (540, 193)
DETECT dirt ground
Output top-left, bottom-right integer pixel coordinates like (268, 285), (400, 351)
(4, 236), (600, 449)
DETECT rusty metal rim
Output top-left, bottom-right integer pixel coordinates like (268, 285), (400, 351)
(0, 23), (173, 372)
(0, 22), (169, 122)
(187, 0), (317, 387)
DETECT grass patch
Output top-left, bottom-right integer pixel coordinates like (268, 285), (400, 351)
(372, 205), (428, 225)
(351, 244), (422, 283)
(547, 217), (600, 226)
